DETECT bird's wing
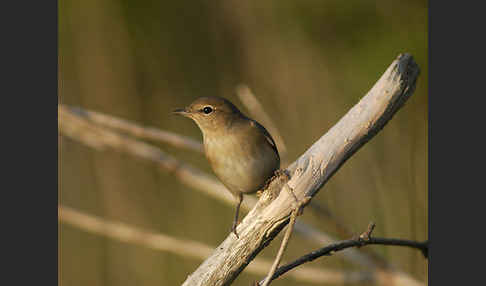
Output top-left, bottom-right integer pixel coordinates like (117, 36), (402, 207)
(249, 119), (280, 160)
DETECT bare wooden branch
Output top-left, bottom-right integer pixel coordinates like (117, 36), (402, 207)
(181, 53), (420, 286)
(259, 223), (428, 285)
(59, 205), (366, 285)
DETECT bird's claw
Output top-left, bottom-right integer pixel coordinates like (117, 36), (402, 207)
(231, 222), (240, 239)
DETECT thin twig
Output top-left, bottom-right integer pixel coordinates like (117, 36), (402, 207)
(58, 204), (369, 285)
(260, 211), (298, 286)
(262, 223), (428, 284)
(260, 195), (311, 286)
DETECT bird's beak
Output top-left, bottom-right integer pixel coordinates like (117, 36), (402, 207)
(172, 107), (191, 117)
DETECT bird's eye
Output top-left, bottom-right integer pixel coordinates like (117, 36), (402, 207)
(202, 106), (213, 114)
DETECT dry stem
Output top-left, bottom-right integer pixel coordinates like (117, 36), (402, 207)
(260, 195), (311, 286)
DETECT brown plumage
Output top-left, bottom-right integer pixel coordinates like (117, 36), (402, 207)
(173, 96), (280, 237)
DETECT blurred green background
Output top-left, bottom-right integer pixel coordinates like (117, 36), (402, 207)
(59, 0), (427, 285)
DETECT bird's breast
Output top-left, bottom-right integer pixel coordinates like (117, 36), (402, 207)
(203, 132), (279, 195)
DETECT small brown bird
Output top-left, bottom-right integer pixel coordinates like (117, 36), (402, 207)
(173, 97), (280, 238)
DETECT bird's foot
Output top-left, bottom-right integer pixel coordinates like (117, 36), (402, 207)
(231, 220), (240, 239)
(256, 189), (264, 198)
(262, 169), (289, 192)
(273, 169), (290, 181)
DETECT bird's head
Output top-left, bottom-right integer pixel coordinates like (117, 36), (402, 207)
(173, 97), (244, 134)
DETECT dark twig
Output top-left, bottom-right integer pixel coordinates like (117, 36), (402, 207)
(260, 223), (428, 285)
(359, 222), (376, 241)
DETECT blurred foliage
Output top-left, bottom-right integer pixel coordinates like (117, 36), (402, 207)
(59, 0), (427, 285)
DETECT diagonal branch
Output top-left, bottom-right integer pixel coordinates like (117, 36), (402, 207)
(181, 53), (420, 286)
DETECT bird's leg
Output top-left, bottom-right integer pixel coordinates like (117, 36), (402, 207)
(231, 192), (243, 238)
(256, 189), (264, 198)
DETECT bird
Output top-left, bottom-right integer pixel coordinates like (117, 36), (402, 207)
(173, 96), (280, 238)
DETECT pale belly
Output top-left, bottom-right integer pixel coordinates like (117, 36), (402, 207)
(204, 135), (279, 195)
